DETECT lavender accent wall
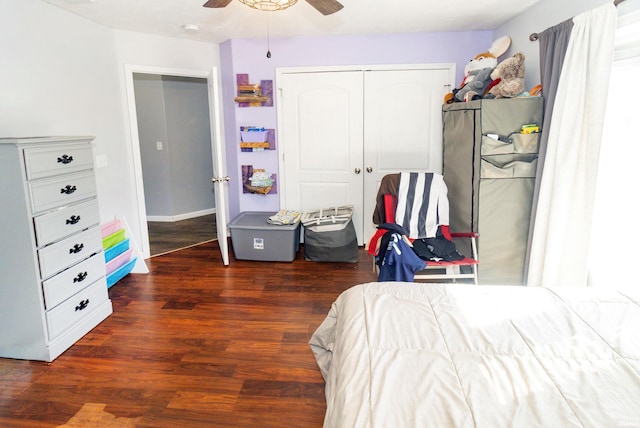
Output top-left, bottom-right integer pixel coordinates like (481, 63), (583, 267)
(221, 31), (493, 220)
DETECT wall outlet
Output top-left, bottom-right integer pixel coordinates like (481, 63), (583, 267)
(156, 141), (163, 150)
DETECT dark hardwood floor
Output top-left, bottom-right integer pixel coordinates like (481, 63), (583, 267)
(0, 239), (377, 427)
(148, 214), (217, 257)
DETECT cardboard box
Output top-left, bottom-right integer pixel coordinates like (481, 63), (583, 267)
(228, 212), (300, 262)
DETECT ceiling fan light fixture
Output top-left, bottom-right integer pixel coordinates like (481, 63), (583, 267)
(239, 0), (298, 12)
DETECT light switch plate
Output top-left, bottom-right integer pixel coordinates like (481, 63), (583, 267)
(95, 154), (107, 168)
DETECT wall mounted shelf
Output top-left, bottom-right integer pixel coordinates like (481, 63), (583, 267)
(235, 74), (273, 107)
(242, 165), (277, 195)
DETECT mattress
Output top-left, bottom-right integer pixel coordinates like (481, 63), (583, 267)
(309, 282), (640, 428)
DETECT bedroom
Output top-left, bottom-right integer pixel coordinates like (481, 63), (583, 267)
(1, 0), (639, 426)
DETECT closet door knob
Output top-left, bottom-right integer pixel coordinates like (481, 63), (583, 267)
(354, 168), (361, 174)
(366, 167), (373, 173)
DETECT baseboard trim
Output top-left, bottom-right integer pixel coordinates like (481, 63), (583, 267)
(147, 208), (216, 223)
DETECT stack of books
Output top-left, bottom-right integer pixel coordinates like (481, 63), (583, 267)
(237, 84), (262, 97)
(235, 84), (269, 104)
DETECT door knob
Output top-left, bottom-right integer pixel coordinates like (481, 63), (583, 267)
(354, 168), (361, 174)
(366, 167), (373, 173)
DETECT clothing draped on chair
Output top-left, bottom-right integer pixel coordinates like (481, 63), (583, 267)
(527, 3), (617, 287)
(369, 172), (477, 283)
(395, 172), (449, 240)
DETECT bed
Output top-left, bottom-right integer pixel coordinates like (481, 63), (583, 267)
(309, 282), (640, 427)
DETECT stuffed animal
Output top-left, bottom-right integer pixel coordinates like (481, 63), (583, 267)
(487, 52), (526, 99)
(444, 36), (512, 103)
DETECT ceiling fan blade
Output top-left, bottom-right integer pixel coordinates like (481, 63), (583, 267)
(305, 0), (344, 15)
(203, 0), (233, 8)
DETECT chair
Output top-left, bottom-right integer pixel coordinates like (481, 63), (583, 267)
(368, 172), (479, 284)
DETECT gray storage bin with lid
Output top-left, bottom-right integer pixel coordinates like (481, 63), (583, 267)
(228, 212), (300, 262)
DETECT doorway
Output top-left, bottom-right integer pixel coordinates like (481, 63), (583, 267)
(132, 73), (215, 256)
(124, 65), (230, 264)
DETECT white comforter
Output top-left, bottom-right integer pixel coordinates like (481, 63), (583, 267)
(309, 282), (640, 428)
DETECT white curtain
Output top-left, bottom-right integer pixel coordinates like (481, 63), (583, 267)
(527, 3), (617, 287)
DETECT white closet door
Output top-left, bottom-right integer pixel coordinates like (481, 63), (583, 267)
(362, 67), (452, 241)
(278, 71), (365, 244)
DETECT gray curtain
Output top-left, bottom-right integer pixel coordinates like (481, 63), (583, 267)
(523, 19), (574, 282)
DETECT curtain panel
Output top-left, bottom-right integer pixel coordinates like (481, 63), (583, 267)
(527, 3), (617, 287)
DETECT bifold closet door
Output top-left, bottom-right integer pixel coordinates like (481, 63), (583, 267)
(279, 71), (365, 244)
(362, 68), (452, 242)
(279, 66), (453, 245)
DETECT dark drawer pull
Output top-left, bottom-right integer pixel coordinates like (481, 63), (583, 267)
(69, 243), (84, 254)
(57, 155), (74, 164)
(60, 185), (77, 195)
(75, 299), (90, 311)
(73, 271), (88, 283)
(66, 215), (81, 225)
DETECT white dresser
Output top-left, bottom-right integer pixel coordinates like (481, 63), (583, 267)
(0, 136), (112, 362)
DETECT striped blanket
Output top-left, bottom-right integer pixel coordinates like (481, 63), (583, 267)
(395, 172), (449, 239)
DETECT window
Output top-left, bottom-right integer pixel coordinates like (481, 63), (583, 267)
(588, 12), (640, 286)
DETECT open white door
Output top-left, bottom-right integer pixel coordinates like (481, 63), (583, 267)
(208, 68), (230, 265)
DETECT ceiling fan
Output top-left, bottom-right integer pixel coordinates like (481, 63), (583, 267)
(203, 0), (344, 16)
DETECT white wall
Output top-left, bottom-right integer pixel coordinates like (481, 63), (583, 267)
(0, 0), (134, 242)
(495, 0), (609, 90)
(0, 1), (121, 139)
(0, 0), (221, 263)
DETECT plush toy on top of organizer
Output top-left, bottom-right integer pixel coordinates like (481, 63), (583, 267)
(444, 36), (512, 103)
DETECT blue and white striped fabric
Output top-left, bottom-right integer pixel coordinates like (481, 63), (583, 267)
(395, 172), (449, 239)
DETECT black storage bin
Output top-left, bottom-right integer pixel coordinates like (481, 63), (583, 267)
(301, 206), (358, 263)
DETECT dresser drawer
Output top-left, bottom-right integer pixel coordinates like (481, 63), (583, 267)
(23, 143), (94, 180)
(29, 171), (97, 215)
(42, 254), (106, 310)
(46, 277), (109, 340)
(38, 227), (103, 279)
(34, 199), (100, 247)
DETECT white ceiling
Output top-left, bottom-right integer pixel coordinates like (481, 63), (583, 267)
(42, 0), (543, 44)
